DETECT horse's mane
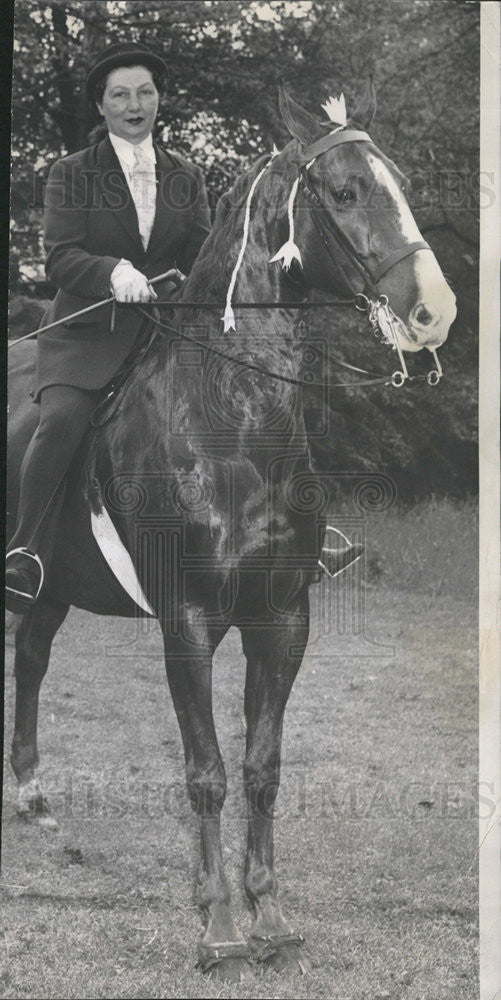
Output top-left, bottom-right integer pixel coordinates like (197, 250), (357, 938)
(185, 153), (280, 300)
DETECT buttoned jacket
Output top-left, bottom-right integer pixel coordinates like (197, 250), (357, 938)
(36, 133), (211, 396)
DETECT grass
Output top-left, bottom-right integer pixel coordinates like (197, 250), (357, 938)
(1, 497), (479, 998)
(330, 494), (478, 601)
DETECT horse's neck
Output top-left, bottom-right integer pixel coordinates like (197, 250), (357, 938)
(182, 217), (285, 316)
(184, 162), (283, 304)
(169, 169), (308, 371)
(120, 162), (311, 442)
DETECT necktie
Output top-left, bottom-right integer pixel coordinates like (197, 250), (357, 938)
(130, 146), (157, 250)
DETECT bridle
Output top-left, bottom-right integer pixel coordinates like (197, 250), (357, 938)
(295, 127), (441, 387)
(297, 128), (430, 298)
(143, 129), (444, 389)
(9, 127), (445, 389)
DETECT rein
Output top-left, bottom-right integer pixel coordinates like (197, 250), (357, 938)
(9, 127), (444, 388)
(134, 304), (439, 391)
(8, 284), (443, 390)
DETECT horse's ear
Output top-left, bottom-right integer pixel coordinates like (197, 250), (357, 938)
(349, 78), (377, 130)
(279, 87), (324, 147)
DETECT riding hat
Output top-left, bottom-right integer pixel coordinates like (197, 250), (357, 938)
(86, 41), (168, 99)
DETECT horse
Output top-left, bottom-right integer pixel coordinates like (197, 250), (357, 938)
(6, 85), (456, 982)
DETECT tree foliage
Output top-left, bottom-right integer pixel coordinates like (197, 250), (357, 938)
(9, 0), (480, 494)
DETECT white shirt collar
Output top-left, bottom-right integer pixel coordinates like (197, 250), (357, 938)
(108, 131), (156, 171)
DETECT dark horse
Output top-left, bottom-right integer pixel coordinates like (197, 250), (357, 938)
(6, 87), (456, 981)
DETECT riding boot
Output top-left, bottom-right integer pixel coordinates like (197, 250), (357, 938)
(5, 482), (67, 613)
(6, 384), (100, 614)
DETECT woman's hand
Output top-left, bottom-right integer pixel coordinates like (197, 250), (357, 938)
(110, 260), (158, 303)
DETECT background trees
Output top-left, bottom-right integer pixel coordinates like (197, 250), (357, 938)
(9, 0), (480, 496)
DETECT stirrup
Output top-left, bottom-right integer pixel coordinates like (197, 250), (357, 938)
(318, 525), (362, 580)
(5, 547), (45, 603)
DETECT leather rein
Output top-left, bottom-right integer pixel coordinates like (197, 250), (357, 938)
(137, 127), (442, 390)
(9, 127), (443, 388)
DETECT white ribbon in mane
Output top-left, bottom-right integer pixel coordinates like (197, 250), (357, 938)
(222, 97), (347, 333)
(222, 161), (272, 333)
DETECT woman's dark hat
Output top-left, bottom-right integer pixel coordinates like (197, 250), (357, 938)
(86, 42), (167, 99)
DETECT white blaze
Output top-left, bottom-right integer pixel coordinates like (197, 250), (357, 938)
(366, 152), (423, 243)
(364, 152), (456, 350)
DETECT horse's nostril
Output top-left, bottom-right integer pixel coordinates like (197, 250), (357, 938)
(415, 305), (433, 326)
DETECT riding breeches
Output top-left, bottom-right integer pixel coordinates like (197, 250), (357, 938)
(8, 384), (101, 563)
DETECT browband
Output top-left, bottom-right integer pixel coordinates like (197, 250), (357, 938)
(300, 129), (371, 163)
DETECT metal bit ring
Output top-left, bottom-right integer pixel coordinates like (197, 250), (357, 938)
(354, 293), (371, 312)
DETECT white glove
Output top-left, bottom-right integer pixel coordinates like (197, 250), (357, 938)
(110, 260), (158, 303)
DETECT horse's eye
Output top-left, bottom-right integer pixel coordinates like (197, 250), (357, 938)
(335, 187), (355, 205)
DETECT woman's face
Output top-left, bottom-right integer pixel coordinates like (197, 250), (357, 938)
(96, 65), (159, 144)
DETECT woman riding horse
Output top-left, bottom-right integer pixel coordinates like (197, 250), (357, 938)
(6, 41), (360, 612)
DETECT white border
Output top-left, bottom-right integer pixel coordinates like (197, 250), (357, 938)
(479, 4), (501, 999)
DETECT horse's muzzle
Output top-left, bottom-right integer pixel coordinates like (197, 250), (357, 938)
(407, 294), (457, 350)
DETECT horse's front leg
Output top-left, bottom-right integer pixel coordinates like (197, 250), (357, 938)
(240, 588), (312, 974)
(160, 621), (252, 983)
(10, 598), (69, 828)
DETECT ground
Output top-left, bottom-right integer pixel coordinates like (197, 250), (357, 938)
(1, 499), (479, 999)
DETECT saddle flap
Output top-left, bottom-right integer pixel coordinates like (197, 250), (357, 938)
(90, 506), (155, 616)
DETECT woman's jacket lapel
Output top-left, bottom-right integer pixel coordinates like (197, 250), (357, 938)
(96, 134), (143, 251)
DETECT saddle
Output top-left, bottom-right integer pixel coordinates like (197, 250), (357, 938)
(61, 316), (161, 616)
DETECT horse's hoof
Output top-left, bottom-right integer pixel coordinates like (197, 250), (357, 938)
(17, 800), (59, 830)
(251, 933), (311, 975)
(266, 942), (311, 974)
(197, 941), (253, 983)
(37, 811), (59, 831)
(17, 781), (59, 830)
(205, 956), (253, 983)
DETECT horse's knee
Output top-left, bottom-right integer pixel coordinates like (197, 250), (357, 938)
(245, 854), (275, 900)
(14, 638), (51, 690)
(244, 745), (280, 788)
(14, 602), (67, 670)
(186, 759), (227, 817)
(243, 753), (280, 818)
(14, 633), (49, 678)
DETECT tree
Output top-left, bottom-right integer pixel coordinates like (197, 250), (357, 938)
(9, 0), (480, 494)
